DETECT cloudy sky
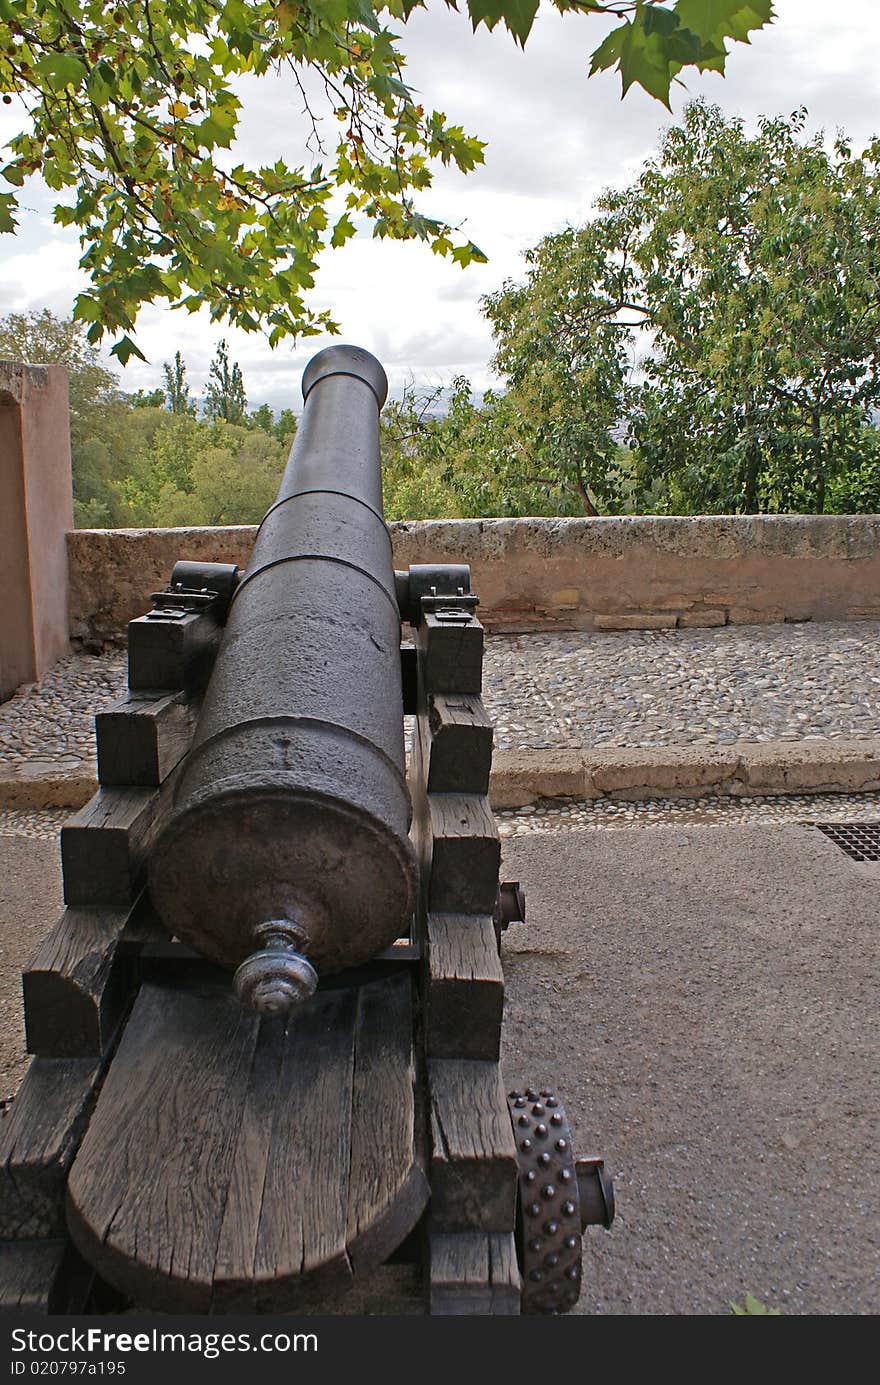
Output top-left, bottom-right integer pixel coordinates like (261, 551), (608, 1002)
(2, 1), (880, 411)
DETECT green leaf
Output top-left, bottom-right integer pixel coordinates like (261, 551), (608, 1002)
(618, 23), (675, 106)
(589, 25), (626, 76)
(330, 212), (356, 247)
(675, 0), (774, 44)
(0, 191), (18, 234)
(109, 335), (148, 367)
(467, 0), (540, 46)
(730, 1293), (782, 1315)
(34, 53), (88, 91)
(643, 6), (679, 39)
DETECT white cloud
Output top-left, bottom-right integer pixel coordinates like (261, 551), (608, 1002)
(2, 0), (879, 405)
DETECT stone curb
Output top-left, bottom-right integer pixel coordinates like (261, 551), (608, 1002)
(3, 739), (880, 813)
(489, 740), (880, 808)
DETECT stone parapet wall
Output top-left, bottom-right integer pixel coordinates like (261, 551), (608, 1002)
(68, 514), (880, 644)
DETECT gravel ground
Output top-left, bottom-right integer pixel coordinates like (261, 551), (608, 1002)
(485, 621), (880, 749)
(1, 621), (879, 778)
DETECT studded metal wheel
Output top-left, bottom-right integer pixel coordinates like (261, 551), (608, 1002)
(507, 1087), (583, 1314)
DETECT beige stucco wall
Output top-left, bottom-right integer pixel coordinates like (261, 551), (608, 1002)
(0, 362), (73, 698)
(67, 514), (880, 645)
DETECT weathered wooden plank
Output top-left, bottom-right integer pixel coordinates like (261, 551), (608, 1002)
(0, 1059), (101, 1239)
(127, 609), (221, 694)
(429, 1232), (521, 1316)
(421, 693), (493, 795)
(346, 974), (429, 1274)
(67, 984), (261, 1313)
(68, 979), (425, 1313)
(60, 780), (174, 907)
(211, 1018), (285, 1313)
(415, 612), (484, 695)
(426, 793), (500, 915)
(425, 914), (504, 1061)
(23, 895), (167, 1059)
(428, 1059), (517, 1233)
(0, 1240), (68, 1315)
(253, 988), (358, 1311)
(95, 690), (199, 787)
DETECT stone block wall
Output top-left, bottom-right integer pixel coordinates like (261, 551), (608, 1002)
(67, 514), (880, 645)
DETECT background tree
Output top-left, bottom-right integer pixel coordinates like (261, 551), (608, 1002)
(129, 385), (165, 407)
(204, 338), (247, 424)
(485, 101), (880, 515)
(163, 351), (194, 415)
(0, 2), (773, 361)
(248, 402), (275, 435)
(0, 306), (132, 525)
(0, 307), (118, 429)
(483, 222), (636, 514)
(626, 103), (880, 513)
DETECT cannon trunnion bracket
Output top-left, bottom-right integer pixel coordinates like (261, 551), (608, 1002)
(0, 346), (613, 1318)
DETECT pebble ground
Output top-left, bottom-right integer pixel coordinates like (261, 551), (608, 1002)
(1, 621), (879, 778)
(1, 623), (879, 840)
(485, 621), (880, 749)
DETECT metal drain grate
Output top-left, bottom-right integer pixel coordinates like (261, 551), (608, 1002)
(812, 822), (880, 862)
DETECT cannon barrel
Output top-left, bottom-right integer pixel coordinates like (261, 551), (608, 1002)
(148, 345), (417, 1015)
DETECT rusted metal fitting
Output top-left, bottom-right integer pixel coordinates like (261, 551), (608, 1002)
(394, 564), (472, 623)
(498, 880), (526, 930)
(149, 560), (240, 623)
(575, 1156), (615, 1230)
(233, 919), (318, 1018)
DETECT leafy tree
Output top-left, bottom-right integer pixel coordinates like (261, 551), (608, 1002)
(248, 402), (275, 434)
(625, 104), (880, 513)
(0, 306), (118, 429)
(0, 306), (134, 523)
(379, 376), (604, 517)
(204, 338), (247, 423)
(163, 350), (194, 415)
(129, 385), (166, 407)
(484, 101), (880, 515)
(118, 413), (286, 525)
(274, 407), (298, 446)
(0, 2), (773, 360)
(483, 222), (635, 514)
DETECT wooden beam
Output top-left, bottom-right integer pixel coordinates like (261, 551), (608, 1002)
(429, 1232), (520, 1315)
(127, 610), (221, 694)
(96, 690), (199, 787)
(414, 612), (483, 696)
(60, 779), (174, 907)
(23, 895), (168, 1058)
(425, 914), (503, 1061)
(425, 793), (500, 916)
(0, 1241), (68, 1315)
(418, 693), (493, 795)
(67, 984), (262, 1313)
(0, 1059), (101, 1239)
(68, 978), (427, 1313)
(427, 1059), (517, 1233)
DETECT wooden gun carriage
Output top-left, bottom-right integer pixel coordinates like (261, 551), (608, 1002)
(0, 347), (613, 1316)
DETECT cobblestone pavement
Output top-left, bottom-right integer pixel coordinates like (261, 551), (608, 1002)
(1, 621), (880, 778)
(4, 790), (880, 842)
(484, 621), (880, 749)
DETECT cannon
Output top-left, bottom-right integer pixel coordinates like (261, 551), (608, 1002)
(0, 347), (613, 1317)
